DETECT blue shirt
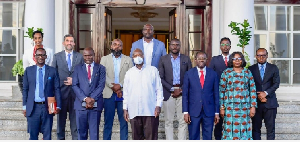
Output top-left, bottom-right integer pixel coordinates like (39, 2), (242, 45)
(112, 53), (122, 85)
(35, 65), (46, 102)
(171, 54), (180, 85)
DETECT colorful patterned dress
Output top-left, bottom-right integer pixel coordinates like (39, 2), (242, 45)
(219, 68), (257, 140)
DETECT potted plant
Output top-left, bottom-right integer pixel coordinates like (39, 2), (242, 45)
(12, 60), (24, 92)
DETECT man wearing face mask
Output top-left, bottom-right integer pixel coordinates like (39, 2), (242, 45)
(100, 39), (133, 140)
(123, 48), (164, 140)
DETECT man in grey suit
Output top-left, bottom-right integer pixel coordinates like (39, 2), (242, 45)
(130, 24), (167, 68)
(158, 39), (192, 140)
(100, 39), (133, 140)
(52, 34), (84, 140)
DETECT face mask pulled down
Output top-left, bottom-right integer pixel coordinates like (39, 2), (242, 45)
(133, 56), (143, 65)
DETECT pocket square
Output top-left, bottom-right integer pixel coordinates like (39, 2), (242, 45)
(48, 77), (52, 80)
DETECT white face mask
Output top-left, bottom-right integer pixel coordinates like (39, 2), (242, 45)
(133, 56), (143, 65)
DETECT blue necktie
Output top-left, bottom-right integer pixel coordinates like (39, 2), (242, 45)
(260, 65), (264, 80)
(67, 53), (71, 71)
(39, 68), (44, 98)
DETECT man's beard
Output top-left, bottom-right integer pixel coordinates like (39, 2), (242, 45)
(111, 49), (122, 56)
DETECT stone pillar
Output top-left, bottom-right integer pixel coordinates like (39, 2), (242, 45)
(218, 0), (255, 64)
(55, 0), (70, 53)
(24, 0), (55, 52)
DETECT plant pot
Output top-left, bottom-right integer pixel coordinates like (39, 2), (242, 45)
(18, 75), (23, 92)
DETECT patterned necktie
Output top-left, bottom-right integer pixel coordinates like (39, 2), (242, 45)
(200, 70), (204, 88)
(39, 68), (44, 98)
(260, 65), (265, 80)
(88, 64), (91, 82)
(225, 57), (228, 66)
(67, 53), (71, 71)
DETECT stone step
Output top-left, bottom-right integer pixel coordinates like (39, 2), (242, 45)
(1, 101), (299, 114)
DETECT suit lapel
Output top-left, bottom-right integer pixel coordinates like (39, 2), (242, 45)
(81, 64), (89, 84)
(91, 64), (99, 84)
(192, 67), (202, 90)
(152, 39), (158, 60)
(44, 65), (49, 89)
(139, 39), (145, 53)
(262, 63), (270, 83)
(120, 54), (125, 74)
(72, 52), (78, 71)
(108, 54), (115, 78)
(203, 68), (211, 90)
(59, 51), (69, 72)
(167, 54), (173, 79)
(218, 55), (227, 69)
(253, 63), (263, 83)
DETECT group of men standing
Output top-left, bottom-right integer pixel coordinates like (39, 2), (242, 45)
(22, 23), (279, 140)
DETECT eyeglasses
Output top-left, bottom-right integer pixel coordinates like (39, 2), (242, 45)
(232, 58), (242, 61)
(35, 54), (46, 57)
(170, 44), (180, 46)
(196, 58), (207, 61)
(112, 43), (122, 47)
(220, 43), (230, 47)
(256, 55), (267, 58)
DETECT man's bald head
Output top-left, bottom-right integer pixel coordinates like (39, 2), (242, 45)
(132, 48), (144, 58)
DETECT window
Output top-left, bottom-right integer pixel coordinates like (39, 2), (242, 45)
(0, 2), (25, 81)
(186, 7), (205, 67)
(254, 5), (300, 85)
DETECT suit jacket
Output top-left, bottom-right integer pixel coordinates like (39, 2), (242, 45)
(248, 62), (280, 108)
(100, 54), (133, 98)
(51, 50), (84, 100)
(72, 63), (106, 111)
(182, 67), (219, 117)
(209, 55), (228, 80)
(158, 54), (192, 101)
(130, 38), (167, 68)
(22, 65), (62, 117)
(23, 46), (53, 69)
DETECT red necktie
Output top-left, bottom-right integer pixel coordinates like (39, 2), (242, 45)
(225, 57), (228, 66)
(88, 64), (91, 81)
(200, 70), (204, 88)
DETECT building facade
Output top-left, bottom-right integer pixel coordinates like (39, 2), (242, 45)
(0, 0), (300, 96)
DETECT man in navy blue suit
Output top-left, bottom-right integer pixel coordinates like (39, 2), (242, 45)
(249, 48), (280, 140)
(130, 24), (166, 68)
(208, 37), (231, 140)
(72, 47), (106, 140)
(22, 48), (62, 140)
(182, 51), (219, 140)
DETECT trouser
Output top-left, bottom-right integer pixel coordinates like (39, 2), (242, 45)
(130, 116), (159, 140)
(76, 109), (101, 140)
(163, 96), (187, 140)
(252, 104), (277, 140)
(27, 103), (53, 140)
(103, 93), (128, 140)
(57, 97), (78, 140)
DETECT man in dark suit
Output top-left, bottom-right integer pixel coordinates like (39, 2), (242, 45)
(22, 48), (62, 140)
(130, 24), (166, 68)
(209, 37), (231, 140)
(182, 51), (219, 140)
(72, 47), (106, 140)
(249, 48), (280, 140)
(52, 34), (84, 140)
(158, 39), (192, 140)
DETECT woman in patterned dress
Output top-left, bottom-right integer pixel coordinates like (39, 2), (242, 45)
(219, 52), (257, 140)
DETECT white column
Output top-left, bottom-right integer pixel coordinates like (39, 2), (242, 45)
(24, 0), (55, 52)
(220, 0), (255, 64)
(55, 0), (70, 53)
(212, 0), (221, 56)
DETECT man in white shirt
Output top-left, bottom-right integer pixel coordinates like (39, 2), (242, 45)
(130, 24), (166, 68)
(123, 48), (164, 140)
